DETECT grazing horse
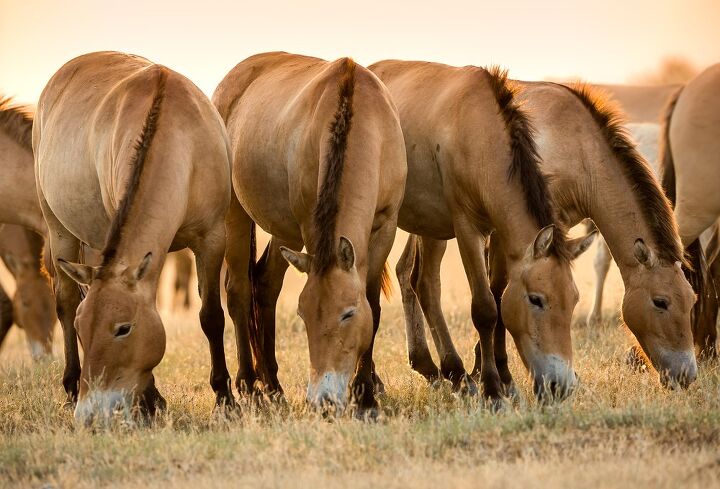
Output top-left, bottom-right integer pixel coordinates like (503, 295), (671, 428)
(213, 52), (406, 412)
(370, 60), (595, 402)
(34, 51), (234, 423)
(661, 63), (720, 358)
(396, 79), (698, 391)
(0, 96), (58, 360)
(0, 225), (56, 359)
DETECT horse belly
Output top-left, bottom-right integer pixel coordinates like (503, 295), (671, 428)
(232, 159), (303, 242)
(397, 153), (455, 240)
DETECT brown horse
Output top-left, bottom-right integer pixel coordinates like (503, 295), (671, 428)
(214, 52), (406, 412)
(0, 224), (56, 359)
(661, 63), (720, 358)
(34, 51), (234, 424)
(397, 79), (698, 391)
(370, 60), (595, 402)
(0, 96), (57, 360)
(0, 97), (46, 235)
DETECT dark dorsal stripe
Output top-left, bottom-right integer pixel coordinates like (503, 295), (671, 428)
(659, 87), (683, 207)
(484, 67), (570, 261)
(99, 66), (168, 272)
(313, 58), (356, 275)
(560, 83), (685, 264)
(0, 96), (33, 152)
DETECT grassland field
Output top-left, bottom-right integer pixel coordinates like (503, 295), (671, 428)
(1, 230), (719, 488)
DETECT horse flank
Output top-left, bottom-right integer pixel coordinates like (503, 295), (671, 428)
(0, 96), (33, 152)
(484, 67), (571, 261)
(99, 66), (168, 273)
(560, 83), (685, 265)
(312, 58), (356, 275)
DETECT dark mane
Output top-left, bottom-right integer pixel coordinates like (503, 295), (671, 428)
(561, 83), (685, 265)
(0, 96), (34, 152)
(313, 58), (356, 274)
(484, 67), (570, 261)
(659, 87), (683, 206)
(99, 66), (168, 272)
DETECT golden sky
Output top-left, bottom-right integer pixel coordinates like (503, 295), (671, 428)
(1, 0), (719, 103)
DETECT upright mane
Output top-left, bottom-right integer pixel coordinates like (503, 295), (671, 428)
(560, 84), (685, 264)
(100, 66), (168, 271)
(484, 67), (570, 260)
(313, 58), (356, 274)
(0, 96), (33, 152)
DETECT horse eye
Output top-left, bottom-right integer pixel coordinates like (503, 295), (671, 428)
(528, 294), (545, 309)
(652, 298), (669, 310)
(340, 309), (356, 322)
(114, 322), (133, 338)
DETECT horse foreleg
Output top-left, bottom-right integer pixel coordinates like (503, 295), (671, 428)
(454, 219), (502, 402)
(42, 198), (82, 406)
(254, 237), (298, 396)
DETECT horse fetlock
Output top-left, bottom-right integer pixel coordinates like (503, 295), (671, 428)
(408, 347), (440, 382)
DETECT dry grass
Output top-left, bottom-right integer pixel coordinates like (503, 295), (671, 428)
(1, 239), (720, 488)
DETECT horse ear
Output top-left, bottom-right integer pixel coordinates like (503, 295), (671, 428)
(568, 230), (597, 260)
(57, 258), (97, 285)
(280, 247), (311, 274)
(133, 252), (153, 282)
(338, 236), (355, 271)
(532, 225), (555, 259)
(634, 239), (657, 268)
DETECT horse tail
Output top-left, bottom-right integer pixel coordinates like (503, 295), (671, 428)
(659, 87), (683, 206)
(381, 261), (393, 299)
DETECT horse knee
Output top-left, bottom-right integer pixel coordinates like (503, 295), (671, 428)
(471, 294), (498, 334)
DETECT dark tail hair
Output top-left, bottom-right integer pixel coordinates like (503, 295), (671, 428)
(659, 87), (683, 206)
(247, 222), (268, 384)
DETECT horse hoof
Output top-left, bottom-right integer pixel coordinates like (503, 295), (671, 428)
(453, 374), (479, 397)
(353, 405), (379, 422)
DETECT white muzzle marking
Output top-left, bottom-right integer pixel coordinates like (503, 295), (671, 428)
(74, 390), (129, 426)
(306, 371), (350, 410)
(655, 348), (697, 388)
(28, 341), (50, 361)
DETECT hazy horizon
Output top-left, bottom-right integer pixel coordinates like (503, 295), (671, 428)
(2, 0), (719, 103)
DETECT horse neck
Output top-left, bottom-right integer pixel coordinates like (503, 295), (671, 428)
(0, 132), (46, 234)
(490, 189), (543, 267)
(103, 154), (189, 286)
(585, 150), (662, 281)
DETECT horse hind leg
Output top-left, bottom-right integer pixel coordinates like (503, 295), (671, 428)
(396, 234), (440, 383)
(414, 236), (476, 395)
(192, 224), (235, 409)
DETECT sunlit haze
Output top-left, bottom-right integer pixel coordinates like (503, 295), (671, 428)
(2, 0), (719, 104)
